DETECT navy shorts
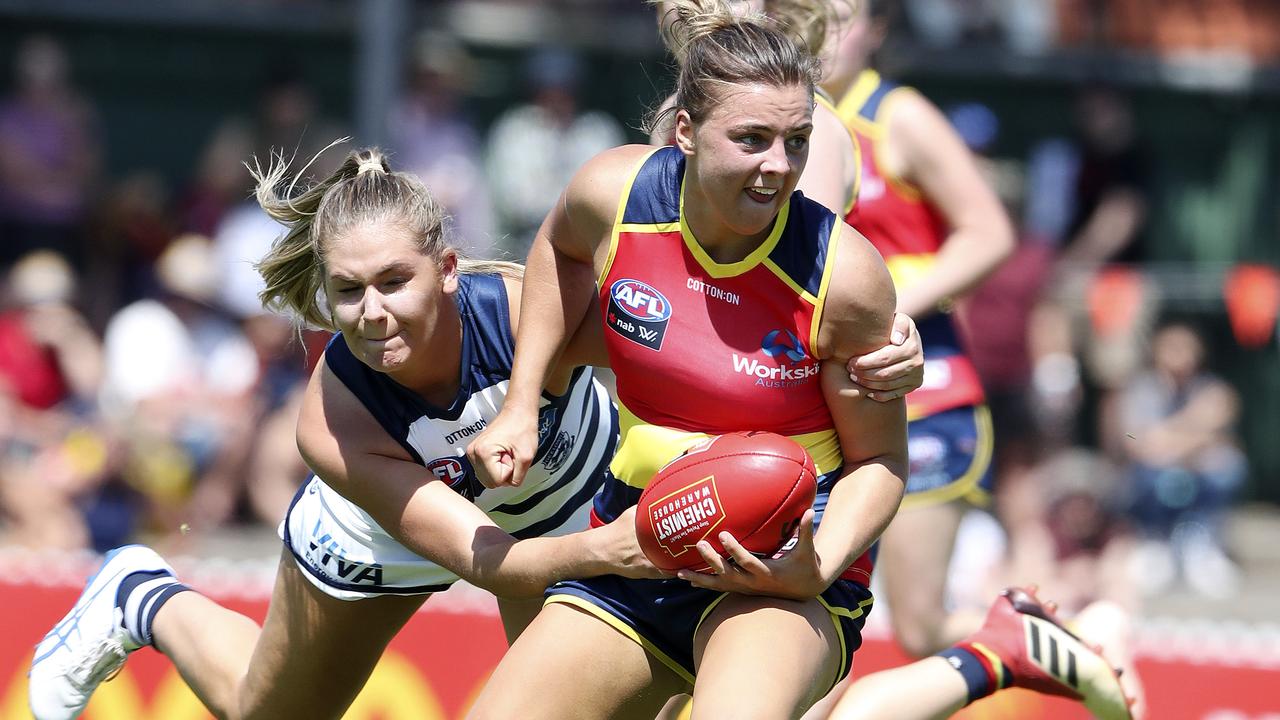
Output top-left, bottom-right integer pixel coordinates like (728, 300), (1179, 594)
(546, 575), (874, 686)
(902, 404), (994, 509)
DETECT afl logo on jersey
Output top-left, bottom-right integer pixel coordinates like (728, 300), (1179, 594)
(427, 457), (466, 485)
(429, 456), (484, 500)
(611, 279), (671, 321)
(607, 278), (671, 351)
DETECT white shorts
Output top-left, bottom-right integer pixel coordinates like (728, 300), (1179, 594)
(279, 476), (593, 601)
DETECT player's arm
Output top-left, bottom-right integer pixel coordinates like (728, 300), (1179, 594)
(810, 225), (909, 582)
(468, 145), (650, 487)
(297, 357), (658, 599)
(884, 89), (1014, 319)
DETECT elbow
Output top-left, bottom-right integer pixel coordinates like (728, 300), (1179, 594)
(990, 214), (1017, 265)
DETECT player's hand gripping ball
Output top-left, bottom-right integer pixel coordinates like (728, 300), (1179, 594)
(635, 431), (817, 573)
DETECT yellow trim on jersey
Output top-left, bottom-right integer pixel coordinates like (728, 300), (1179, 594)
(871, 88), (924, 203)
(610, 403), (844, 488)
(544, 595), (696, 685)
(834, 69), (881, 127)
(810, 219), (844, 354)
(678, 178), (791, 279)
(762, 259), (819, 305)
(899, 405), (994, 510)
(790, 428), (842, 476)
(615, 221), (681, 235)
(834, 70), (924, 204)
(610, 402), (712, 489)
(600, 147), (665, 287)
(883, 253), (937, 291)
(848, 118), (863, 212)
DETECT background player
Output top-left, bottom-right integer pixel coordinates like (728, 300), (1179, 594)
(824, 0), (1017, 658)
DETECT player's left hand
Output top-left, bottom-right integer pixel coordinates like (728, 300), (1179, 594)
(843, 312), (923, 402)
(676, 509), (826, 599)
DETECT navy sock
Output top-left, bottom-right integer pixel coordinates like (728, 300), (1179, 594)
(116, 570), (192, 647)
(937, 642), (1013, 705)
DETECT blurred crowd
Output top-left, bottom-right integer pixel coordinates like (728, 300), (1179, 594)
(895, 0), (1280, 59)
(0, 0), (1272, 622)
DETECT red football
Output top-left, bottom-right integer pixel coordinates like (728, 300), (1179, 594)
(635, 431), (817, 573)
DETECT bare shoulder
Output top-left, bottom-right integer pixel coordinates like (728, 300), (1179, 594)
(883, 87), (957, 153)
(816, 223), (897, 361)
(813, 98), (850, 140)
(565, 144), (658, 218)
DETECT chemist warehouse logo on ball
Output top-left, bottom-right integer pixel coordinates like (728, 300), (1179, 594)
(649, 475), (725, 557)
(732, 329), (819, 388)
(607, 278), (672, 351)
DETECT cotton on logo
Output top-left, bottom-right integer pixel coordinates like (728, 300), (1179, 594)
(427, 457), (466, 485)
(610, 279), (671, 322)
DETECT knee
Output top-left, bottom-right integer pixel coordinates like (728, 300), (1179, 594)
(891, 615), (945, 658)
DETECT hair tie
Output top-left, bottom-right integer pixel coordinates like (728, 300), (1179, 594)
(356, 158), (384, 176)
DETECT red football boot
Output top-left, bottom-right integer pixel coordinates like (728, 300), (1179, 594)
(962, 587), (1133, 720)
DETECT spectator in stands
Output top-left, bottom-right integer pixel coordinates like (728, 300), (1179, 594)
(175, 122), (255, 238)
(98, 235), (261, 537)
(486, 47), (625, 258)
(210, 202), (314, 525)
(1059, 87), (1150, 269)
(0, 251), (112, 550)
(1111, 319), (1246, 598)
(388, 30), (495, 257)
(0, 35), (101, 269)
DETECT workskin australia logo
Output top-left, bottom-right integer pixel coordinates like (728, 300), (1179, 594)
(607, 278), (672, 350)
(732, 329), (820, 388)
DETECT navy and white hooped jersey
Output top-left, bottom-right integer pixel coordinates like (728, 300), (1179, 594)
(280, 272), (618, 598)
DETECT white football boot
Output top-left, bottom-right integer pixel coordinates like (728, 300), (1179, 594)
(29, 545), (175, 720)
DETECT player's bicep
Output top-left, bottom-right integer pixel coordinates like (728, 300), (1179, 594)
(821, 360), (907, 469)
(816, 223), (897, 360)
(296, 358), (415, 500)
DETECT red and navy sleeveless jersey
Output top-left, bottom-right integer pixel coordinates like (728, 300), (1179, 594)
(596, 145), (872, 584)
(835, 69), (986, 419)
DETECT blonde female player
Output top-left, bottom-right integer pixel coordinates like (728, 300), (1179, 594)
(28, 147), (661, 720)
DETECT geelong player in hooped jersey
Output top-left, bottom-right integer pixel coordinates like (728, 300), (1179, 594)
(27, 148), (660, 720)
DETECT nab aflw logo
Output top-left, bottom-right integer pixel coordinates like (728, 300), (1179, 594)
(607, 278), (672, 351)
(732, 329), (819, 388)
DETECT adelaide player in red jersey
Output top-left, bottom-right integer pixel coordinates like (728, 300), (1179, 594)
(467, 4), (1129, 720)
